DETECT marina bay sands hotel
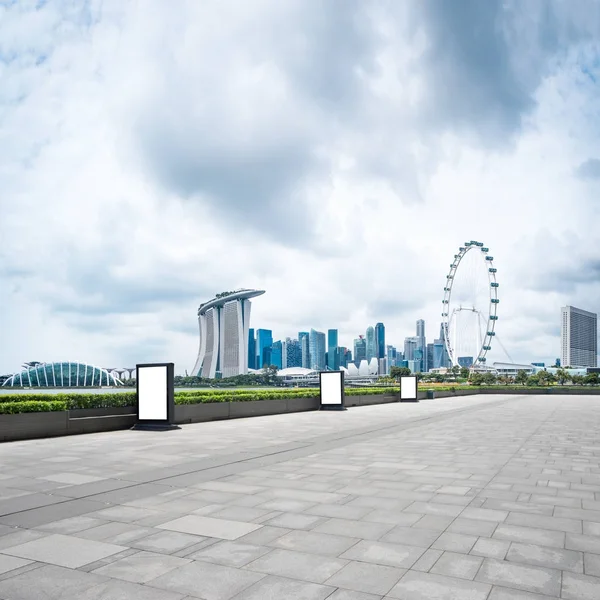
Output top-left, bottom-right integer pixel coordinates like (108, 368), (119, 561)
(192, 289), (265, 379)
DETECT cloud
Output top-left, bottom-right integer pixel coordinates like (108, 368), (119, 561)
(576, 158), (600, 179)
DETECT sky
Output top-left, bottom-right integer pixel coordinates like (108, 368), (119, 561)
(1, 0), (600, 374)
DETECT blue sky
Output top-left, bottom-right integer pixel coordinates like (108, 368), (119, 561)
(1, 0), (600, 373)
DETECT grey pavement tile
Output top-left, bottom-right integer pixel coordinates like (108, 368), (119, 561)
(256, 499), (317, 512)
(380, 525), (441, 548)
(430, 551), (483, 580)
(447, 518), (498, 537)
(76, 522), (155, 544)
(583, 521), (600, 536)
(562, 572), (600, 600)
(232, 575), (335, 600)
(149, 558), (266, 599)
(346, 496), (411, 511)
(314, 518), (394, 540)
(410, 548), (443, 572)
(506, 511), (582, 534)
(90, 506), (161, 523)
(326, 590), (382, 600)
(0, 554), (32, 575)
(36, 515), (107, 534)
(0, 564), (108, 600)
(188, 540), (271, 567)
(404, 501), (464, 517)
(79, 579), (187, 599)
(264, 512), (323, 530)
(325, 560), (405, 595)
(506, 541), (583, 573)
(41, 472), (105, 485)
(483, 500), (554, 515)
(475, 557), (562, 596)
(584, 552), (600, 577)
(130, 530), (207, 553)
(470, 537), (510, 560)
(555, 506), (600, 523)
(158, 515), (262, 540)
(306, 503), (372, 520)
(362, 510), (421, 526)
(236, 525), (290, 545)
(487, 586), (563, 600)
(387, 570), (492, 600)
(245, 548), (347, 583)
(432, 532), (478, 553)
(493, 524), (565, 549)
(340, 540), (425, 569)
(412, 515), (455, 532)
(208, 506), (274, 523)
(92, 550), (190, 583)
(566, 533), (600, 554)
(460, 507), (509, 522)
(1, 533), (127, 568)
(272, 530), (359, 556)
(195, 481), (266, 494)
(0, 529), (48, 550)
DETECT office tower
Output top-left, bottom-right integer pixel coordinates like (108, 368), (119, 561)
(416, 319), (426, 372)
(285, 338), (302, 368)
(437, 322), (451, 368)
(561, 305), (598, 367)
(256, 328), (273, 369)
(375, 323), (385, 359)
(327, 329), (339, 370)
(192, 289), (265, 378)
(458, 356), (474, 368)
(404, 337), (418, 361)
(247, 328), (256, 370)
(271, 340), (283, 369)
(433, 338), (445, 369)
(378, 358), (387, 375)
(386, 345), (397, 373)
(426, 343), (434, 374)
(309, 329), (326, 370)
(354, 336), (366, 364)
(416, 319), (425, 338)
(366, 326), (376, 360)
(299, 331), (310, 368)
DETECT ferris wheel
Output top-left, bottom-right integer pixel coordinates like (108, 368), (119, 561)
(442, 241), (498, 369)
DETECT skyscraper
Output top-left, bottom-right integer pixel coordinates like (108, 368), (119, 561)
(192, 289), (265, 378)
(327, 329), (339, 370)
(271, 340), (283, 369)
(256, 329), (273, 369)
(354, 336), (366, 364)
(375, 323), (385, 359)
(309, 329), (326, 370)
(404, 337), (418, 361)
(561, 305), (598, 367)
(247, 328), (256, 370)
(299, 331), (310, 368)
(285, 338), (302, 368)
(416, 319), (426, 372)
(366, 326), (376, 360)
(426, 343), (434, 374)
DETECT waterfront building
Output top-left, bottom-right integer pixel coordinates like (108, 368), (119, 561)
(327, 329), (339, 370)
(366, 326), (376, 361)
(2, 362), (122, 387)
(426, 343), (434, 373)
(285, 338), (302, 368)
(248, 328), (256, 370)
(271, 340), (283, 369)
(309, 329), (326, 370)
(416, 319), (426, 372)
(404, 337), (418, 361)
(299, 331), (310, 368)
(407, 360), (419, 373)
(375, 323), (385, 359)
(192, 289), (265, 379)
(354, 336), (366, 363)
(561, 305), (598, 367)
(256, 329), (273, 369)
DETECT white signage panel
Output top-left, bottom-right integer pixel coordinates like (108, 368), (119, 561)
(320, 371), (343, 405)
(400, 376), (417, 400)
(138, 365), (168, 421)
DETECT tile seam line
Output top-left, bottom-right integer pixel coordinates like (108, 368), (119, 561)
(0, 396), (527, 520)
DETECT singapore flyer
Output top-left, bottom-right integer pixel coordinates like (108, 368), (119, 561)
(442, 241), (498, 369)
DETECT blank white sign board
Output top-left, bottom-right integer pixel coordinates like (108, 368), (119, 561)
(138, 366), (168, 421)
(320, 371), (343, 405)
(400, 376), (417, 400)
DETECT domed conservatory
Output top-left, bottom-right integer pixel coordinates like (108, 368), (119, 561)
(2, 362), (122, 387)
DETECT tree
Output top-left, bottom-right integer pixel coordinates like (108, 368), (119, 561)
(571, 374), (585, 385)
(390, 366), (411, 379)
(526, 373), (540, 386)
(515, 370), (528, 385)
(451, 365), (460, 377)
(584, 372), (599, 386)
(469, 372), (484, 386)
(261, 365), (279, 385)
(555, 369), (571, 385)
(460, 367), (470, 379)
(482, 372), (497, 385)
(537, 370), (555, 386)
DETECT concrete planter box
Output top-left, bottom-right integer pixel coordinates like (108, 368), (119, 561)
(286, 396), (319, 412)
(69, 406), (135, 418)
(67, 414), (137, 434)
(0, 411), (68, 442)
(229, 399), (287, 418)
(174, 402), (230, 424)
(356, 394), (398, 406)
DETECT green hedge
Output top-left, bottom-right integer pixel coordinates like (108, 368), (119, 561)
(0, 401), (68, 414)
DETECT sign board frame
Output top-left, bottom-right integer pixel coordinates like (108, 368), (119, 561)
(319, 370), (346, 410)
(400, 375), (418, 402)
(134, 362), (177, 429)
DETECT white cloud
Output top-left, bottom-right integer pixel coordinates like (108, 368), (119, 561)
(1, 0), (600, 374)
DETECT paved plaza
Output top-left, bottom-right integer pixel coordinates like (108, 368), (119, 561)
(0, 395), (600, 599)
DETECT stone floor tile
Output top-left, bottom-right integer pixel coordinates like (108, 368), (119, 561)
(264, 512), (323, 530)
(36, 516), (107, 535)
(506, 512), (582, 534)
(314, 517), (393, 540)
(188, 540), (270, 567)
(380, 525), (440, 548)
(461, 507), (509, 522)
(130, 530), (207, 553)
(232, 575), (335, 600)
(0, 529), (48, 550)
(271, 530), (359, 556)
(412, 515), (455, 532)
(584, 552), (600, 577)
(432, 532), (478, 553)
(430, 551), (483, 580)
(0, 554), (32, 575)
(1, 533), (126, 568)
(90, 506), (160, 523)
(506, 541), (583, 573)
(410, 548), (443, 572)
(487, 585), (561, 600)
(75, 522), (154, 544)
(235, 525), (290, 545)
(328, 590), (383, 600)
(245, 548), (347, 583)
(80, 579), (186, 599)
(92, 550), (189, 583)
(362, 511), (421, 526)
(566, 533), (600, 554)
(325, 560), (405, 596)
(470, 537), (510, 560)
(306, 503), (372, 520)
(447, 518), (498, 537)
(157, 515), (262, 540)
(475, 557), (562, 596)
(405, 502), (464, 517)
(208, 506), (273, 523)
(493, 524), (565, 548)
(340, 540), (425, 568)
(387, 570), (492, 600)
(562, 571), (600, 600)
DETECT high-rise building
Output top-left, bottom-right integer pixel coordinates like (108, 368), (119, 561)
(298, 332), (310, 368)
(416, 319), (426, 372)
(354, 336), (366, 364)
(285, 338), (302, 368)
(256, 328), (273, 369)
(192, 289), (265, 378)
(378, 357), (387, 375)
(426, 343), (434, 373)
(433, 338), (445, 369)
(386, 345), (397, 373)
(458, 356), (474, 368)
(375, 323), (385, 359)
(271, 340), (283, 369)
(404, 337), (418, 361)
(309, 329), (326, 370)
(366, 326), (376, 360)
(327, 329), (339, 370)
(561, 305), (598, 367)
(248, 328), (256, 370)
(416, 319), (425, 338)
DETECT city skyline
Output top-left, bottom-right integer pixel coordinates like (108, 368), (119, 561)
(2, 2), (600, 373)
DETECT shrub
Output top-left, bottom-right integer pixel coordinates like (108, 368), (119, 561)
(0, 401), (68, 414)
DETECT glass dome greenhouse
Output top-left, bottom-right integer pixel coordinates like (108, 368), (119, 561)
(2, 362), (123, 387)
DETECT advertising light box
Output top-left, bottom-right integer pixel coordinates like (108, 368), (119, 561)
(400, 375), (417, 401)
(319, 371), (345, 410)
(135, 362), (175, 428)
